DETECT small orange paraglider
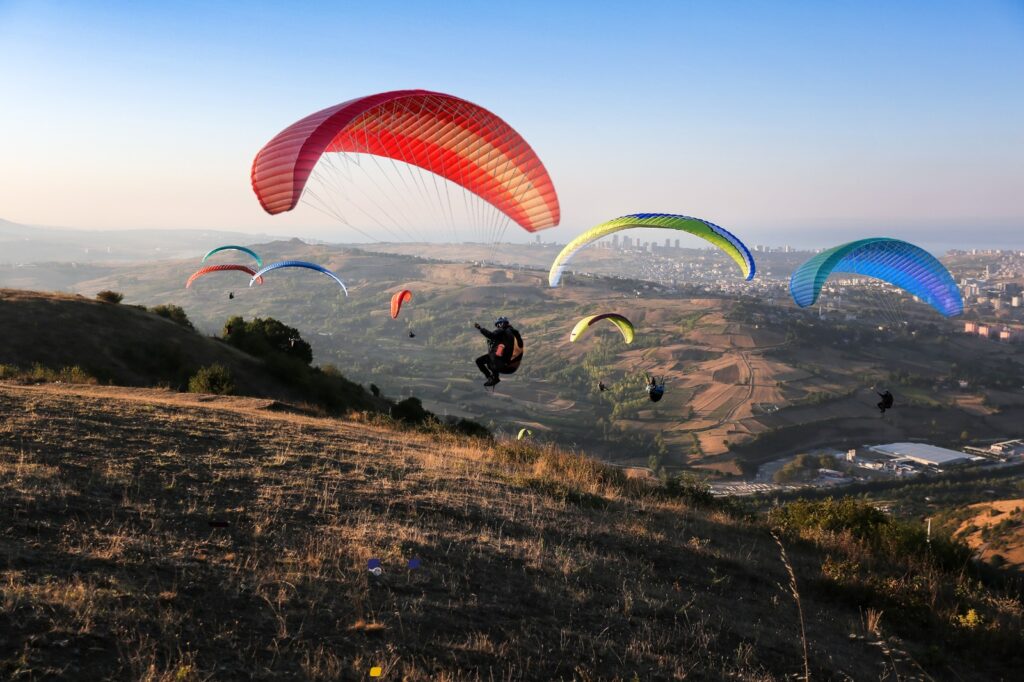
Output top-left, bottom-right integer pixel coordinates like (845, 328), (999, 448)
(390, 289), (412, 319)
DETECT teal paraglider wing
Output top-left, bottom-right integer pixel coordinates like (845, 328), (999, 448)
(789, 238), (962, 317)
(202, 245), (263, 268)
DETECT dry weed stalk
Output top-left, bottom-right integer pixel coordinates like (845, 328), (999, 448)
(771, 531), (810, 681)
(864, 607), (883, 637)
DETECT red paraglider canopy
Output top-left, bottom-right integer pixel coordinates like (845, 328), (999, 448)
(186, 264), (263, 288)
(390, 289), (412, 319)
(251, 90), (560, 232)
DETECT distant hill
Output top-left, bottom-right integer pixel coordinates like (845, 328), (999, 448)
(0, 217), (280, 264)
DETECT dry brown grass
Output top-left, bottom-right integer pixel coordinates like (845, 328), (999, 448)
(0, 382), (1004, 680)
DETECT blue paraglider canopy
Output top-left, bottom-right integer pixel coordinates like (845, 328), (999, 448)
(250, 260), (348, 296)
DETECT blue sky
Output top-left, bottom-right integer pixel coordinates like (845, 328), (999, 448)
(1, 0), (1022, 249)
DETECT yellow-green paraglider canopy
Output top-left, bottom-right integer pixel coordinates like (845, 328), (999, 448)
(549, 213), (754, 287)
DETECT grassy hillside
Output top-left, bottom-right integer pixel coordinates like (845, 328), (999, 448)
(2, 382), (1022, 679)
(0, 288), (385, 416)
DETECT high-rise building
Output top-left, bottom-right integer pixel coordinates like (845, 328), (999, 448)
(665, 238), (671, 248)
(675, 239), (680, 248)
(612, 235), (619, 248)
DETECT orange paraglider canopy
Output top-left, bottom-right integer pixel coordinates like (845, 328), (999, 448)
(390, 289), (412, 319)
(186, 264), (263, 288)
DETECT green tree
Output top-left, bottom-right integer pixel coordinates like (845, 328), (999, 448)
(150, 304), (194, 330)
(222, 316), (313, 365)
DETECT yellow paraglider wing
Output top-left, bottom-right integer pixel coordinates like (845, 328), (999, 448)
(569, 313), (635, 344)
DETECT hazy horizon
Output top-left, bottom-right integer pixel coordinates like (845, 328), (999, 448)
(3, 215), (1022, 257)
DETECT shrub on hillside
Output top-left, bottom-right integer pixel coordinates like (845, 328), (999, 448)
(0, 363), (97, 385)
(96, 290), (124, 304)
(188, 364), (234, 395)
(769, 497), (889, 538)
(663, 473), (715, 507)
(150, 304), (194, 330)
(446, 416), (490, 438)
(769, 497), (972, 570)
(391, 396), (429, 424)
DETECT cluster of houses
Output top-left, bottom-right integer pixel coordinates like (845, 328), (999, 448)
(963, 321), (1023, 343)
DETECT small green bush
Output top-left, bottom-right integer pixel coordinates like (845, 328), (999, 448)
(188, 364), (234, 395)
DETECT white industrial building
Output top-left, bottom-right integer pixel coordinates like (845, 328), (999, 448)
(868, 443), (982, 469)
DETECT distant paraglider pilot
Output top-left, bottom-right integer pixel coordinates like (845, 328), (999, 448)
(877, 390), (894, 415)
(228, 292), (235, 300)
(598, 381), (608, 392)
(474, 316), (523, 388)
(646, 374), (666, 403)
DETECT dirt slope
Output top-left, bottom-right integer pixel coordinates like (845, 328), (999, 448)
(952, 498), (1024, 568)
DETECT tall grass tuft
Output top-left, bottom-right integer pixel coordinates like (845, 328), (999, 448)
(772, 531), (810, 681)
